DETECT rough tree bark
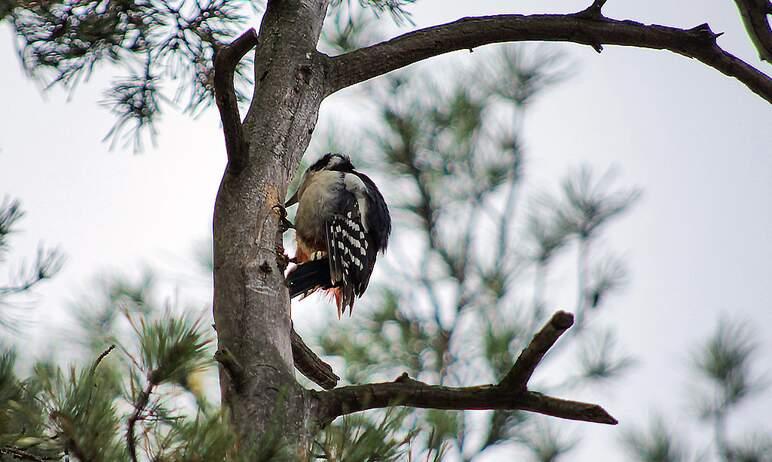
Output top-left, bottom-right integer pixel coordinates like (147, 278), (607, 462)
(212, 0), (332, 451)
(210, 0), (771, 456)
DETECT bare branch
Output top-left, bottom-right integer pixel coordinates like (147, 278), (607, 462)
(214, 28), (258, 172)
(500, 311), (573, 390)
(317, 377), (616, 427)
(315, 311), (616, 426)
(292, 325), (339, 390)
(733, 0), (772, 62)
(326, 13), (772, 102)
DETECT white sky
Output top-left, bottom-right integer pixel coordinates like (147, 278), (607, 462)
(1, 0), (771, 460)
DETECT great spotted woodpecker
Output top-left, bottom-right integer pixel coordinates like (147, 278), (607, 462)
(285, 153), (391, 317)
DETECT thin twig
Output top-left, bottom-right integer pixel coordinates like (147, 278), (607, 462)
(574, 238), (590, 329)
(126, 379), (156, 462)
(0, 447), (50, 462)
(90, 344), (115, 374)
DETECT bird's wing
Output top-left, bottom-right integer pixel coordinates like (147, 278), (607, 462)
(324, 200), (373, 315)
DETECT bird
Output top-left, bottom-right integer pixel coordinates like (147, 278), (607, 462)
(284, 153), (391, 317)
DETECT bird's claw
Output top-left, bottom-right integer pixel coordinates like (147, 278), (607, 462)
(273, 204), (294, 232)
(275, 244), (290, 271)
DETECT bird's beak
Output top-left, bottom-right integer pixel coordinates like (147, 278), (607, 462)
(285, 190), (299, 207)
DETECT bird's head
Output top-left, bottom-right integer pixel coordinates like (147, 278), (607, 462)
(308, 153), (356, 173)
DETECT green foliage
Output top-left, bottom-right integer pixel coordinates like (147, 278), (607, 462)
(546, 166), (641, 242)
(156, 408), (286, 462)
(133, 313), (212, 385)
(317, 409), (423, 461)
(731, 435), (772, 462)
(319, 289), (433, 383)
(516, 421), (577, 462)
(0, 197), (63, 332)
(3, 0), (253, 149)
(487, 45), (571, 108)
(70, 271), (155, 354)
(622, 320), (769, 462)
(36, 360), (124, 460)
(622, 417), (690, 462)
(2, 0), (418, 149)
(329, 0), (416, 26)
(483, 409), (527, 449)
(0, 351), (48, 450)
(0, 199), (22, 257)
(576, 330), (634, 383)
(690, 320), (767, 461)
(692, 319), (761, 415)
(0, 278), (259, 462)
(525, 209), (571, 265)
(323, 3), (381, 53)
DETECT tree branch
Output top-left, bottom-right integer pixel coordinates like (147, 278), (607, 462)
(733, 0), (772, 62)
(214, 28), (258, 173)
(214, 347), (245, 391)
(126, 380), (155, 462)
(315, 311), (616, 427)
(326, 12), (772, 103)
(500, 311), (573, 390)
(576, 0), (608, 19)
(291, 325), (339, 390)
(0, 447), (49, 462)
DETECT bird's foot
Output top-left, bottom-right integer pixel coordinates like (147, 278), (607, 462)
(275, 244), (290, 272)
(272, 204), (294, 233)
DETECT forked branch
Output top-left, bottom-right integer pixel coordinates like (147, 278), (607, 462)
(214, 27), (258, 172)
(326, 10), (772, 102)
(315, 311), (617, 427)
(500, 310), (573, 390)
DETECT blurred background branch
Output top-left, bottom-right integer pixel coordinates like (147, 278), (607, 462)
(0, 197), (63, 333)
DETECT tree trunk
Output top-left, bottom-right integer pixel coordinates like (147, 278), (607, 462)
(212, 0), (330, 454)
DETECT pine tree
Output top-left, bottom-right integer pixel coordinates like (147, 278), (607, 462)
(1, 0), (769, 459)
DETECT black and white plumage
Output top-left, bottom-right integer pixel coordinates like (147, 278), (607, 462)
(285, 153), (391, 317)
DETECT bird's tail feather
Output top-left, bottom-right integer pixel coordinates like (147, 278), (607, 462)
(287, 259), (332, 298)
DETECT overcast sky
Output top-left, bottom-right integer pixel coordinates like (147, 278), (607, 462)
(1, 0), (770, 460)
